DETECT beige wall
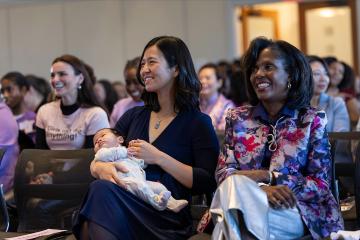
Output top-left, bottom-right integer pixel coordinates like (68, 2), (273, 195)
(0, 0), (235, 81)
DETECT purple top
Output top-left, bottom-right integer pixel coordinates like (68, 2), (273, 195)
(0, 102), (20, 193)
(110, 97), (144, 127)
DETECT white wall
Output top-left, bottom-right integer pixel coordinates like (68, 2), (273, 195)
(0, 0), (235, 82)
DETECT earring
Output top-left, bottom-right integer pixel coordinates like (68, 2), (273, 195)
(287, 81), (291, 89)
(78, 84), (82, 90)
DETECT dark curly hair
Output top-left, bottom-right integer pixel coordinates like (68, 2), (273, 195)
(242, 37), (313, 109)
(52, 54), (103, 109)
(136, 36), (200, 112)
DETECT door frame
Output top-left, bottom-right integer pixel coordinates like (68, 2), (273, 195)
(299, 0), (358, 73)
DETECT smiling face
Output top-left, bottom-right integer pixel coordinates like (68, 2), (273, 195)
(0, 78), (26, 112)
(125, 68), (144, 102)
(199, 67), (222, 100)
(139, 45), (178, 94)
(250, 48), (289, 106)
(328, 61), (344, 87)
(311, 61), (330, 95)
(93, 128), (123, 153)
(50, 61), (83, 104)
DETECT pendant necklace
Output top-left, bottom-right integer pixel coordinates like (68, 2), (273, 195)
(154, 119), (162, 129)
(267, 116), (285, 152)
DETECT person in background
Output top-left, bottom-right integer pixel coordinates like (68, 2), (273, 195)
(26, 54), (109, 231)
(110, 57), (144, 127)
(324, 57), (360, 127)
(227, 62), (250, 107)
(112, 81), (128, 100)
(217, 60), (232, 98)
(0, 95), (20, 194)
(24, 74), (52, 113)
(308, 55), (350, 132)
(1, 71), (36, 150)
(199, 63), (234, 131)
(94, 79), (118, 114)
(211, 37), (343, 239)
(36, 54), (109, 150)
(73, 36), (219, 240)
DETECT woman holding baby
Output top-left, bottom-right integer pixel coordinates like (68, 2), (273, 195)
(73, 36), (220, 239)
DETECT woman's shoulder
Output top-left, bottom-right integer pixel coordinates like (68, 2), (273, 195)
(37, 100), (60, 114)
(225, 104), (255, 121)
(297, 106), (327, 125)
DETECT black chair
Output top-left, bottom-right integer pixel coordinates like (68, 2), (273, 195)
(328, 131), (360, 229)
(13, 149), (95, 232)
(0, 184), (10, 232)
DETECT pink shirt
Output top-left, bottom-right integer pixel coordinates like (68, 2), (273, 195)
(110, 97), (144, 127)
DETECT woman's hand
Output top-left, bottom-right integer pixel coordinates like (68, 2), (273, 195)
(261, 185), (296, 209)
(128, 139), (163, 165)
(90, 161), (128, 188)
(237, 170), (270, 183)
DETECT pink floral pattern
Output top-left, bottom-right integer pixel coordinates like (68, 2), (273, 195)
(216, 105), (344, 239)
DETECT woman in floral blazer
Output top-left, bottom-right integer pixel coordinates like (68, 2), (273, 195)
(211, 37), (343, 239)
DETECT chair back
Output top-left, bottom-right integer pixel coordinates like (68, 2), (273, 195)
(14, 149), (95, 232)
(0, 184), (10, 232)
(328, 131), (360, 227)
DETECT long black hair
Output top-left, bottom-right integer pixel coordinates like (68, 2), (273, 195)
(136, 36), (200, 112)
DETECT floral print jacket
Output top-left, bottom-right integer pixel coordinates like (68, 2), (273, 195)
(215, 104), (344, 239)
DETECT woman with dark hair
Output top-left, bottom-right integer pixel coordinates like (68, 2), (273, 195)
(199, 63), (234, 131)
(24, 74), (52, 113)
(324, 56), (360, 125)
(110, 57), (144, 127)
(25, 55), (110, 231)
(73, 36), (219, 239)
(308, 55), (349, 132)
(1, 71), (36, 149)
(211, 37), (343, 239)
(36, 54), (109, 150)
(94, 79), (118, 114)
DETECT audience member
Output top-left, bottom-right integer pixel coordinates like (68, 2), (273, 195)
(24, 74), (52, 113)
(308, 55), (350, 132)
(24, 55), (110, 231)
(110, 57), (144, 127)
(324, 57), (360, 126)
(36, 54), (109, 150)
(217, 60), (232, 98)
(73, 36), (219, 240)
(228, 68), (249, 107)
(94, 79), (118, 114)
(1, 71), (36, 150)
(211, 37), (343, 239)
(199, 63), (234, 131)
(112, 81), (128, 100)
(0, 96), (20, 194)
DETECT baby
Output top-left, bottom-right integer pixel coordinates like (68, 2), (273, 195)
(93, 128), (188, 212)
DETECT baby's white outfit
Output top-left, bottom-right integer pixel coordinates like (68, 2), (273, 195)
(94, 146), (188, 212)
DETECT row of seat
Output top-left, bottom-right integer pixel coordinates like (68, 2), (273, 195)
(0, 131), (359, 238)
